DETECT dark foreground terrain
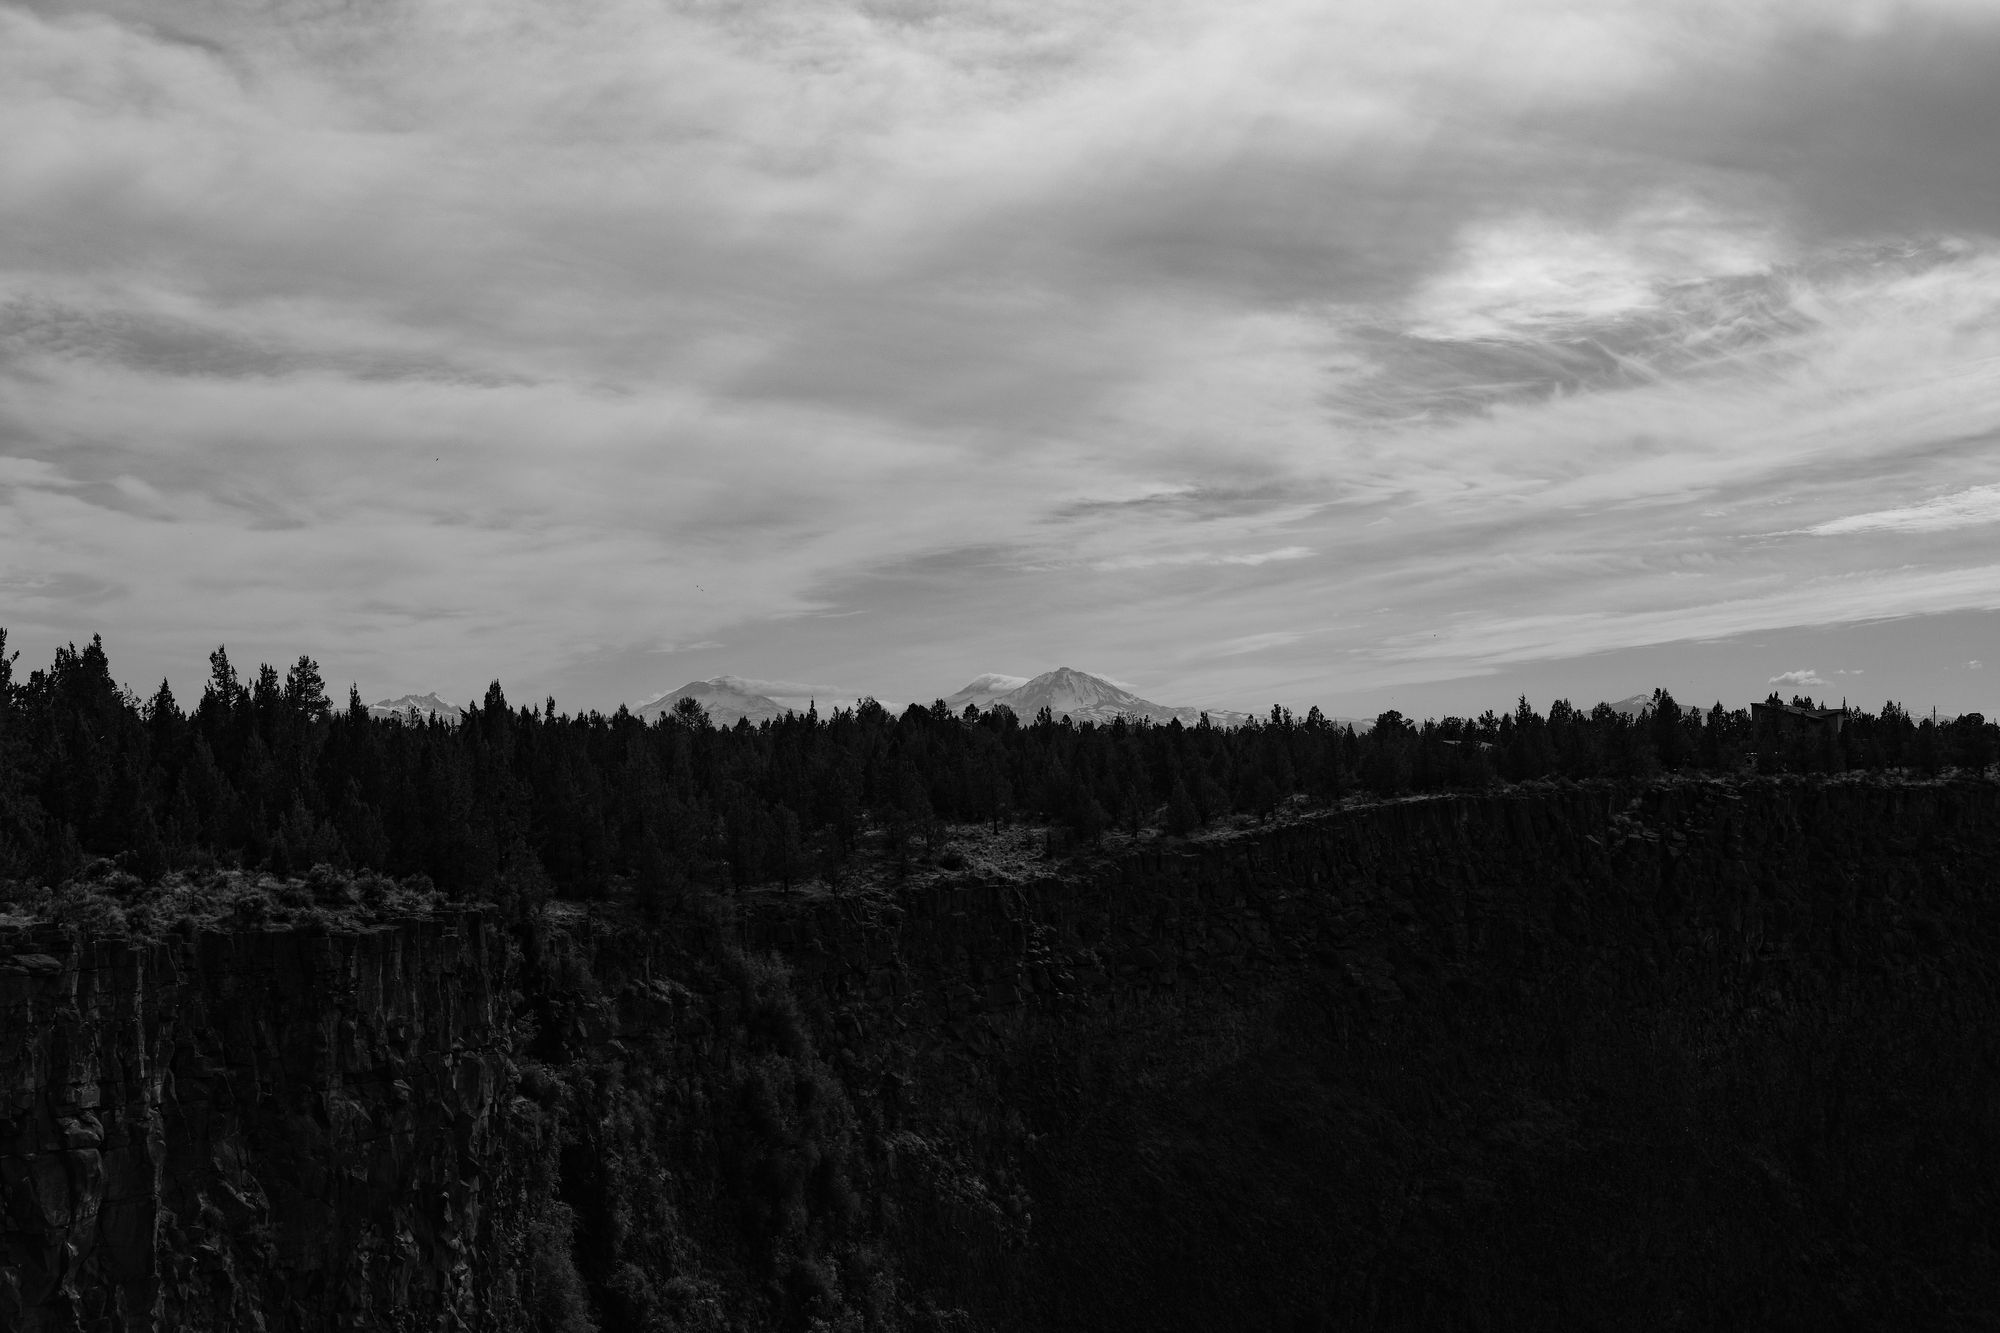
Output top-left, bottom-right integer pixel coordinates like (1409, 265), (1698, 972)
(5, 775), (1999, 1331)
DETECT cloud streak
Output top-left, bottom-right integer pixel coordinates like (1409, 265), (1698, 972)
(1802, 484), (2000, 536)
(1090, 546), (1314, 572)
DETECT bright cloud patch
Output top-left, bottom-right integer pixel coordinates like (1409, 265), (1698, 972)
(1802, 484), (2000, 536)
(1769, 669), (1830, 688)
(1404, 201), (1780, 342)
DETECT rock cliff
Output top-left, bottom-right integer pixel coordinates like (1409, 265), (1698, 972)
(5, 775), (1999, 1330)
(0, 913), (547, 1331)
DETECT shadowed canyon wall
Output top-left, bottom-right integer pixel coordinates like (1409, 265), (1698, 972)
(6, 776), (2000, 1330)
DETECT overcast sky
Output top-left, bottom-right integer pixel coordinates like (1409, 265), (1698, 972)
(4, 0), (1999, 718)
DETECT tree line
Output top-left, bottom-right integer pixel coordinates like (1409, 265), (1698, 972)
(0, 630), (1992, 905)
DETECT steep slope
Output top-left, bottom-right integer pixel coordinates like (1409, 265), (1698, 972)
(633, 676), (789, 726)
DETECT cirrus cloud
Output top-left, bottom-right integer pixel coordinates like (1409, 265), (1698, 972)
(1802, 484), (2000, 536)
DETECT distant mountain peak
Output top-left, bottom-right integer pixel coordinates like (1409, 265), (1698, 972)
(633, 677), (787, 727)
(946, 667), (1248, 727)
(368, 692), (466, 722)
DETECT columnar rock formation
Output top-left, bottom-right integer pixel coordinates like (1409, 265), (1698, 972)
(0, 915), (528, 1330)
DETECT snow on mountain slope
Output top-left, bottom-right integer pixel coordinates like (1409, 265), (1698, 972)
(634, 677), (789, 727)
(995, 667), (1156, 723)
(368, 692), (466, 722)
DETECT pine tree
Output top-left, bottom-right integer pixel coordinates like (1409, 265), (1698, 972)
(284, 656), (330, 724)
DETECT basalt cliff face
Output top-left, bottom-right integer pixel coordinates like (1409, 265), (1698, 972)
(6, 776), (2000, 1331)
(0, 914), (536, 1330)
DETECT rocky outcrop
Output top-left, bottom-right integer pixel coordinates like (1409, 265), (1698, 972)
(5, 775), (2000, 1330)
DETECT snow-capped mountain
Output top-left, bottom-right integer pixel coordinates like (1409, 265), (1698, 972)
(948, 667), (1251, 727)
(368, 692), (466, 722)
(634, 677), (790, 727)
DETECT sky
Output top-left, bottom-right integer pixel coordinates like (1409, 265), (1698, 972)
(3, 0), (1999, 721)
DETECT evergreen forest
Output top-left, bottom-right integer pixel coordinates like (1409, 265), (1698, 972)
(2, 630), (1993, 905)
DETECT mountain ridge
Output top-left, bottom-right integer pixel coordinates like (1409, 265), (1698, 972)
(367, 692), (466, 722)
(946, 667), (1253, 727)
(940, 673), (1031, 712)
